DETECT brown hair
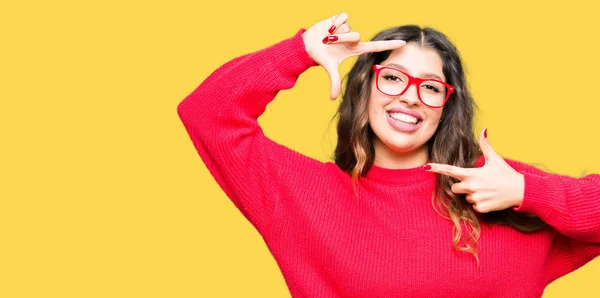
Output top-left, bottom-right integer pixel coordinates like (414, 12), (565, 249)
(331, 25), (547, 268)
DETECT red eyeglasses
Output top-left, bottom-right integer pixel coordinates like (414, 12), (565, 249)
(372, 64), (455, 108)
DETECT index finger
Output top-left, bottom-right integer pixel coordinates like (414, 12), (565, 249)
(424, 163), (471, 180)
(356, 40), (406, 54)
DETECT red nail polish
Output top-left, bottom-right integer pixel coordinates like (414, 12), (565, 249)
(484, 128), (488, 138)
(328, 25), (336, 34)
(322, 35), (338, 43)
(423, 164), (431, 171)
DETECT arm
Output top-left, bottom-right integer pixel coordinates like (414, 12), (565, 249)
(176, 28), (326, 235)
(429, 137), (600, 282)
(506, 159), (600, 243)
(178, 13), (407, 236)
(503, 159), (600, 284)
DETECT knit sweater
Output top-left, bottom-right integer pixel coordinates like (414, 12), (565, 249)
(177, 28), (600, 298)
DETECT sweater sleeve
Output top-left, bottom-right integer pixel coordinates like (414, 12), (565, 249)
(502, 159), (600, 284)
(505, 159), (600, 243)
(176, 28), (326, 236)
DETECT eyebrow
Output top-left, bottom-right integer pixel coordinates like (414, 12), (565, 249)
(383, 63), (445, 82)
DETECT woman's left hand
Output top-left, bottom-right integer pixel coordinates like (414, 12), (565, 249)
(424, 128), (525, 213)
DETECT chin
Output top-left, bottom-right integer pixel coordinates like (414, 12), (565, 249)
(378, 136), (425, 154)
(389, 126), (433, 145)
(370, 114), (437, 155)
(389, 142), (423, 154)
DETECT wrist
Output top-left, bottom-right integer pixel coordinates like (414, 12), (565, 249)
(301, 30), (317, 64)
(513, 172), (525, 208)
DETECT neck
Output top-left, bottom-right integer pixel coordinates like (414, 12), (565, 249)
(372, 138), (429, 169)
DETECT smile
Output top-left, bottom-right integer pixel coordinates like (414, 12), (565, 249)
(388, 112), (419, 124)
(386, 111), (422, 133)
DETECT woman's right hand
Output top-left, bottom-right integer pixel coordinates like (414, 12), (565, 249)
(302, 13), (407, 101)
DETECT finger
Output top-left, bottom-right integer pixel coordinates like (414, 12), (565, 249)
(355, 40), (406, 54)
(479, 128), (500, 165)
(425, 163), (471, 180)
(324, 64), (341, 101)
(472, 202), (490, 213)
(324, 32), (360, 44)
(466, 192), (486, 204)
(328, 12), (349, 34)
(335, 23), (352, 34)
(465, 193), (475, 204)
(451, 182), (471, 194)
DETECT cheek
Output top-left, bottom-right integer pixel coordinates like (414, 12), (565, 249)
(367, 95), (386, 120)
(425, 106), (443, 121)
(423, 111), (443, 133)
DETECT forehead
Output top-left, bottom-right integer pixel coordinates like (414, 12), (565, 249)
(381, 43), (445, 81)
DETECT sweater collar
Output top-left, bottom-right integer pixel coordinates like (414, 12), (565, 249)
(363, 162), (436, 185)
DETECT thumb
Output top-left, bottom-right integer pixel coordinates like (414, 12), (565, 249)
(479, 128), (500, 165)
(324, 63), (341, 101)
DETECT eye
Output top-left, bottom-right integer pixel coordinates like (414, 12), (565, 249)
(422, 83), (441, 93)
(382, 74), (403, 82)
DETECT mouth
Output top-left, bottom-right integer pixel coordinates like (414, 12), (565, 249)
(385, 109), (423, 133)
(386, 111), (422, 126)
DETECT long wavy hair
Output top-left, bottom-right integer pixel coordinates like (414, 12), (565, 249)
(331, 25), (547, 268)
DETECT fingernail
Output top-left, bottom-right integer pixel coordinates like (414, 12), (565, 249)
(484, 128), (488, 138)
(322, 35), (338, 43)
(423, 164), (431, 171)
(328, 25), (336, 34)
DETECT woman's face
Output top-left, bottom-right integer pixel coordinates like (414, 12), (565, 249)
(368, 43), (446, 158)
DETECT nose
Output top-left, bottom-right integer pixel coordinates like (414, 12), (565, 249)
(398, 83), (421, 106)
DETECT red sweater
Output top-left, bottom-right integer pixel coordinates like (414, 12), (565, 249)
(177, 28), (600, 297)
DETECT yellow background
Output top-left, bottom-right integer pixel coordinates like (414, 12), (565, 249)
(2, 0), (599, 297)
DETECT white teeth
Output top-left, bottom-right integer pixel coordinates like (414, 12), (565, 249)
(388, 112), (419, 124)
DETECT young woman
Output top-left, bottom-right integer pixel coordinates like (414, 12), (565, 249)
(177, 12), (600, 298)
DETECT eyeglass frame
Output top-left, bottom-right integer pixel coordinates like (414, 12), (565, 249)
(372, 64), (455, 108)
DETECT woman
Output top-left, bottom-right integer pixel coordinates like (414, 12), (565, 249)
(177, 12), (600, 298)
